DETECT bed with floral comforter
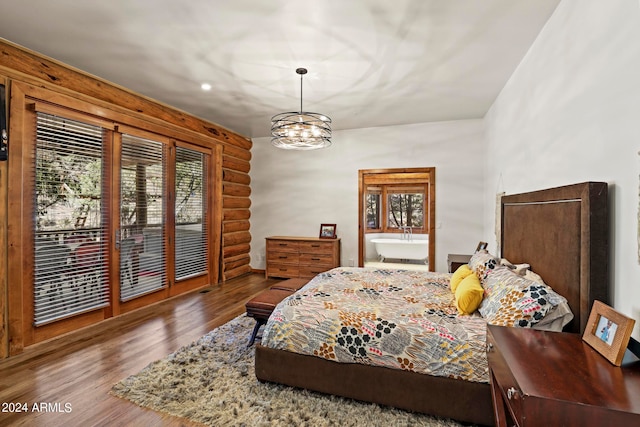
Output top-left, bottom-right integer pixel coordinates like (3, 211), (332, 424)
(261, 267), (488, 383)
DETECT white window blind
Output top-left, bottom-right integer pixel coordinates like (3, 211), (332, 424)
(120, 134), (166, 301)
(34, 112), (109, 326)
(175, 146), (208, 280)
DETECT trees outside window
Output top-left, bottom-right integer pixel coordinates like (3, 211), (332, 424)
(365, 185), (427, 233)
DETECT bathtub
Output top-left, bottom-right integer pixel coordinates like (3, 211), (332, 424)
(371, 238), (429, 263)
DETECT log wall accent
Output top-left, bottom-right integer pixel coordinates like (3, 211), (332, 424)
(0, 39), (253, 355)
(220, 152), (252, 281)
(219, 140), (253, 279)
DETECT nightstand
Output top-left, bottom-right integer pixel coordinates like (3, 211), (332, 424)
(447, 254), (471, 273)
(487, 325), (640, 427)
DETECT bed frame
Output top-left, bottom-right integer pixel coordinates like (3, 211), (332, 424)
(255, 182), (609, 426)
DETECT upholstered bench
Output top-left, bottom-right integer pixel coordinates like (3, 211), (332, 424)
(245, 279), (311, 346)
(245, 288), (292, 346)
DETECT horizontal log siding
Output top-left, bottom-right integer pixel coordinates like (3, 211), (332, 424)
(222, 155), (250, 174)
(218, 134), (252, 281)
(221, 153), (252, 280)
(223, 220), (251, 235)
(0, 39), (253, 287)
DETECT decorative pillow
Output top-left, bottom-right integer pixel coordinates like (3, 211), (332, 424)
(454, 274), (484, 315)
(521, 269), (574, 331)
(500, 258), (530, 276)
(468, 250), (499, 283)
(531, 302), (574, 332)
(450, 264), (473, 293)
(478, 267), (570, 328)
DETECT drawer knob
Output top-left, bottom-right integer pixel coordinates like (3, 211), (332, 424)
(507, 387), (519, 400)
(486, 343), (494, 352)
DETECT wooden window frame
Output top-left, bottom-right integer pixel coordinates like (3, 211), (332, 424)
(366, 184), (428, 234)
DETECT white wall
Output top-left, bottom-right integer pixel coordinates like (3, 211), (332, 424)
(250, 119), (485, 273)
(484, 0), (640, 338)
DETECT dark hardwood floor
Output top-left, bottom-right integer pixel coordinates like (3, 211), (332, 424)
(0, 273), (277, 426)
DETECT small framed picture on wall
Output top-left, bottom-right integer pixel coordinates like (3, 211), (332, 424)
(319, 224), (337, 239)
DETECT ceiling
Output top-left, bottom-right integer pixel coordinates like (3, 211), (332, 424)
(0, 0), (560, 139)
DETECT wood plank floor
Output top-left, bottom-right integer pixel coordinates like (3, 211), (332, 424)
(0, 273), (277, 426)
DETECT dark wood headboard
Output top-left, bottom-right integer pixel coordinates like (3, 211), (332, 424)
(500, 182), (609, 334)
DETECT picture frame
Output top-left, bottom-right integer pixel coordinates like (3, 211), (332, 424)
(475, 241), (488, 252)
(582, 300), (635, 366)
(319, 224), (337, 239)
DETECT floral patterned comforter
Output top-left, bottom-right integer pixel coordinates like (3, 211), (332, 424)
(261, 267), (489, 383)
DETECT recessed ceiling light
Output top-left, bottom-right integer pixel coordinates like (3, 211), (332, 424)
(201, 83), (212, 91)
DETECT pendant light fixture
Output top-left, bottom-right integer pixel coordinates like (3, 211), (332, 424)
(271, 68), (332, 150)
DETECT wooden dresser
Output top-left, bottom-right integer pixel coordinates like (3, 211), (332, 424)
(265, 236), (340, 279)
(487, 325), (640, 427)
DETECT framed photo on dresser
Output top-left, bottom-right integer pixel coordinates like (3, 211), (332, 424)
(319, 224), (337, 239)
(582, 300), (635, 366)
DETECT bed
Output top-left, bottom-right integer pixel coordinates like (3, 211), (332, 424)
(255, 182), (609, 425)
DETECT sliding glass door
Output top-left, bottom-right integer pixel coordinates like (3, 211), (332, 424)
(174, 146), (207, 280)
(119, 133), (167, 301)
(26, 110), (214, 341)
(33, 112), (110, 326)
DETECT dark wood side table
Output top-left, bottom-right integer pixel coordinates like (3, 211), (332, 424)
(447, 253), (472, 273)
(487, 325), (640, 427)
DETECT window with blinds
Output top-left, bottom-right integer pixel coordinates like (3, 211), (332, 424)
(34, 112), (109, 326)
(175, 146), (208, 280)
(119, 134), (167, 301)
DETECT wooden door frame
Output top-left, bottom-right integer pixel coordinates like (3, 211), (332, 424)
(358, 167), (436, 271)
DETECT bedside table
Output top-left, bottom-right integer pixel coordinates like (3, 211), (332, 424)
(447, 254), (471, 273)
(487, 325), (640, 427)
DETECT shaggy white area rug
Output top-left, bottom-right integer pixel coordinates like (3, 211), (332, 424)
(111, 315), (469, 426)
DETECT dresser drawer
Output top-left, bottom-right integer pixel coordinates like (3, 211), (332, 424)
(487, 334), (524, 426)
(299, 241), (335, 254)
(267, 240), (300, 253)
(267, 264), (300, 278)
(299, 265), (332, 278)
(267, 251), (299, 265)
(299, 252), (335, 266)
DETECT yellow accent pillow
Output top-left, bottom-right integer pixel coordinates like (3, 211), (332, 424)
(450, 264), (473, 293)
(455, 274), (484, 315)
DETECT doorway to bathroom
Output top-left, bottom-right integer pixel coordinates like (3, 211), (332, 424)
(358, 168), (435, 271)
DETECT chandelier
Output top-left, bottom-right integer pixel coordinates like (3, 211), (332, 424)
(271, 68), (332, 150)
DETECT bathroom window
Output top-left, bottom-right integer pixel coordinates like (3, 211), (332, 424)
(387, 186), (424, 229)
(365, 187), (381, 230)
(365, 184), (427, 233)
